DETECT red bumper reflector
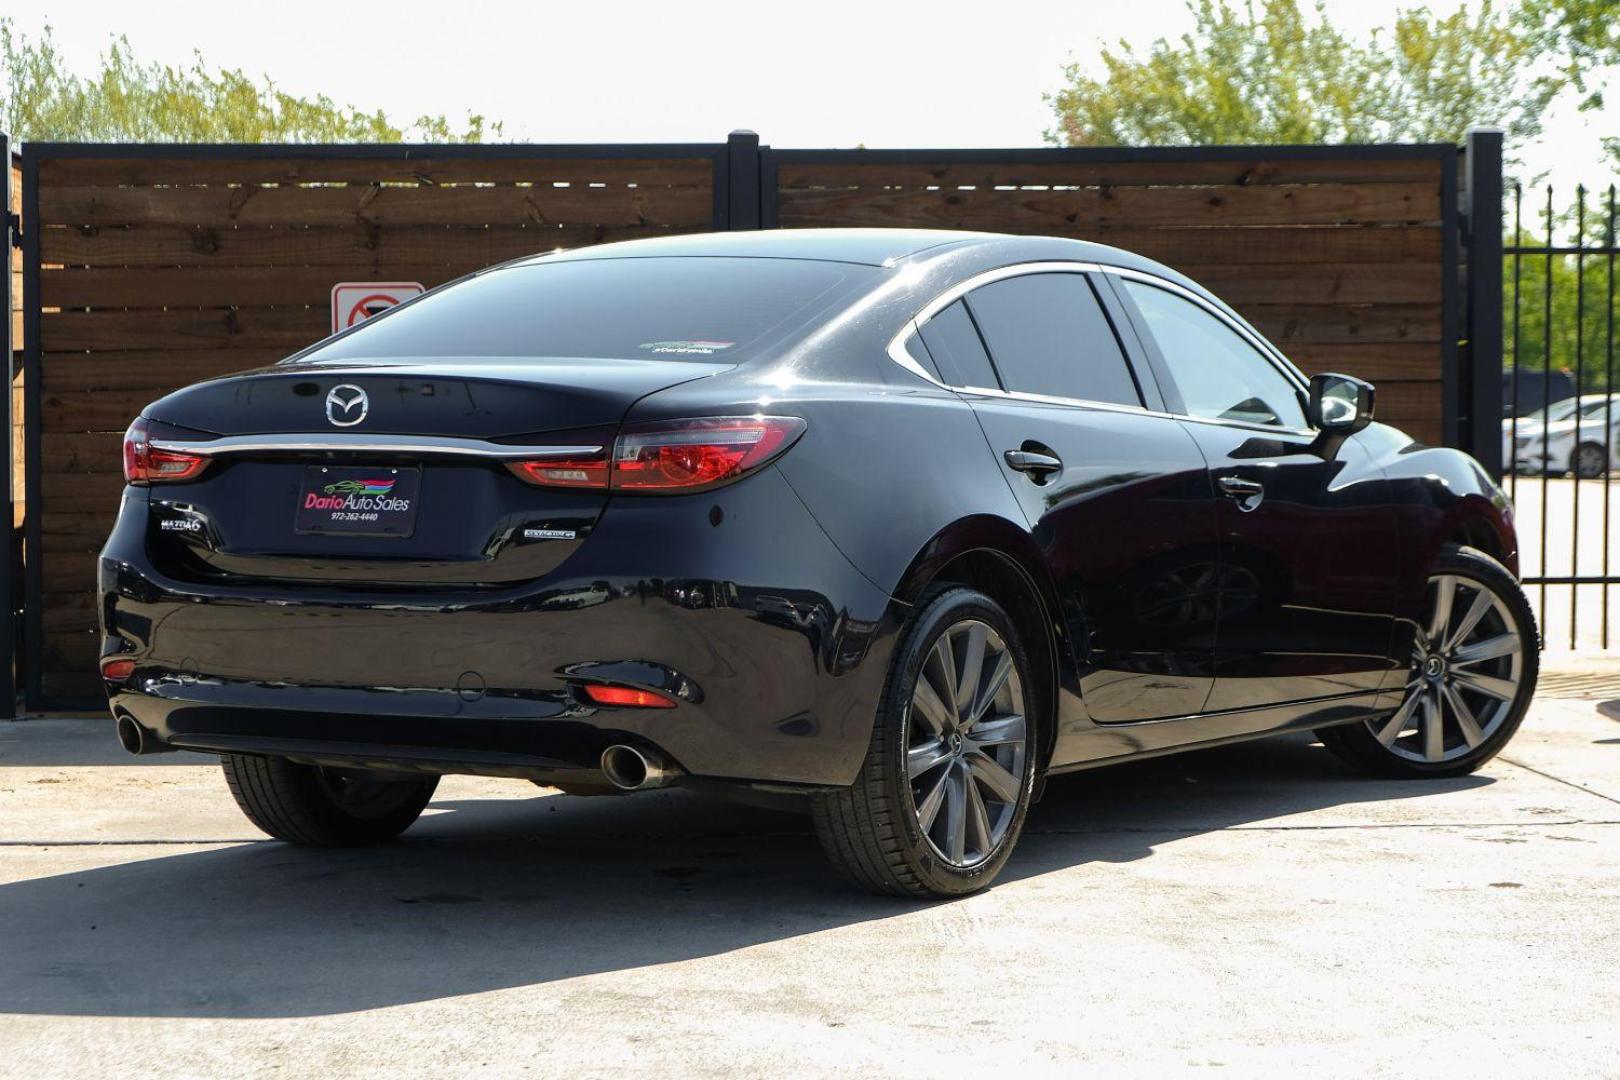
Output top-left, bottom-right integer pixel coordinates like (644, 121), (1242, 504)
(582, 684), (677, 709)
(101, 658), (137, 682)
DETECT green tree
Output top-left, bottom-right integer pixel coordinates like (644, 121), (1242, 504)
(1046, 0), (1554, 148)
(1516, 0), (1620, 162)
(1507, 187), (1620, 396)
(0, 19), (498, 142)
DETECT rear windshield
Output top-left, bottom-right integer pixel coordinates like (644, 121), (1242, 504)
(294, 256), (875, 364)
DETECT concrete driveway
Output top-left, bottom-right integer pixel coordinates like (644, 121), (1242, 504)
(3, 682), (1618, 1078)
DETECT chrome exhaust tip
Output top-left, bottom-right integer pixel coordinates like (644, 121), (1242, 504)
(599, 744), (675, 791)
(115, 713), (175, 756)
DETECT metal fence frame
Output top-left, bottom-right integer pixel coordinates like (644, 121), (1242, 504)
(3, 133), (16, 715)
(1503, 168), (1620, 649)
(5, 128), (1504, 712)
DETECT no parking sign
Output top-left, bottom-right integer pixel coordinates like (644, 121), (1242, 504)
(330, 281), (425, 334)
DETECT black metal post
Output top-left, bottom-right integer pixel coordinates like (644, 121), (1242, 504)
(725, 130), (762, 231)
(1462, 127), (1505, 477)
(1, 133), (14, 719)
(20, 149), (41, 711)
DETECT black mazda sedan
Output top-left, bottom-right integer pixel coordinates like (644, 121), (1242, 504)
(99, 229), (1538, 897)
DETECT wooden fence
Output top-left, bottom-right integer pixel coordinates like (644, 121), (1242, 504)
(23, 143), (726, 701)
(14, 135), (1492, 707)
(765, 148), (1454, 446)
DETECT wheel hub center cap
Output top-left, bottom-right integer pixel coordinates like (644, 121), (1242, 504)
(1423, 655), (1447, 680)
(948, 732), (964, 754)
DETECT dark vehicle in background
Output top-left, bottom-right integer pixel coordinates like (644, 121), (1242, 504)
(99, 230), (1539, 898)
(1503, 369), (1576, 418)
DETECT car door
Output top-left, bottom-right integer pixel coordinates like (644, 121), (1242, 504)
(1107, 272), (1400, 712)
(912, 268), (1220, 726)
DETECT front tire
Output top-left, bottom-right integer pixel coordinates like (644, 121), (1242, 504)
(812, 587), (1038, 898)
(1573, 441), (1608, 479)
(222, 754), (438, 846)
(1317, 545), (1538, 778)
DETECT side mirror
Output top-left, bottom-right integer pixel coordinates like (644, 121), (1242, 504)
(1308, 373), (1375, 435)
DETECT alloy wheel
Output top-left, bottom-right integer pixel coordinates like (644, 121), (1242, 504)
(905, 618), (1028, 867)
(1368, 574), (1525, 764)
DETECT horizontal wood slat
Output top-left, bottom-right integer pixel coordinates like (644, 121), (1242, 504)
(777, 183), (1440, 230)
(41, 183), (714, 229)
(39, 223), (679, 268)
(39, 388), (191, 431)
(41, 351), (286, 392)
(1173, 262), (1441, 305)
(43, 266), (467, 308)
(1280, 343), (1442, 382)
(41, 510), (118, 551)
(42, 591), (99, 631)
(1365, 380), (1442, 419)
(42, 307), (329, 353)
(40, 469), (125, 511)
(776, 157), (1444, 190)
(41, 432), (123, 473)
(38, 155), (715, 187)
(1242, 304), (1441, 344)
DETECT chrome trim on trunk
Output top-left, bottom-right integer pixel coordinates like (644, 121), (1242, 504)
(148, 434), (603, 460)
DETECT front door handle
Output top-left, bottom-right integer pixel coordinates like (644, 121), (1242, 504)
(1217, 475), (1265, 511)
(1005, 449), (1063, 479)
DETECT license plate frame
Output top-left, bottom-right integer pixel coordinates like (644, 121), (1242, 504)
(294, 465), (421, 538)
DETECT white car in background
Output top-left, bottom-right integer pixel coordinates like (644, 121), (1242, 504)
(1506, 393), (1620, 477)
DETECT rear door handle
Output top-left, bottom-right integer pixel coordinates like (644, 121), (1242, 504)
(1217, 475), (1265, 510)
(1004, 449), (1063, 479)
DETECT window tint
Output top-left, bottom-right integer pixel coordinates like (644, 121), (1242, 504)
(1122, 280), (1307, 428)
(917, 301), (1000, 389)
(904, 331), (943, 381)
(297, 257), (874, 363)
(965, 274), (1141, 406)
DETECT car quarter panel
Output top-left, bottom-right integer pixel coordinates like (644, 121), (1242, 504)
(1352, 421), (1522, 661)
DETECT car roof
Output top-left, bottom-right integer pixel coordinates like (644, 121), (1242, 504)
(519, 228), (984, 266)
(517, 228), (1167, 271)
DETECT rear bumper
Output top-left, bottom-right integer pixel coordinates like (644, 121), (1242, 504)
(98, 468), (900, 787)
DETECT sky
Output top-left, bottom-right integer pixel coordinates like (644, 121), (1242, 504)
(5, 0), (1615, 184)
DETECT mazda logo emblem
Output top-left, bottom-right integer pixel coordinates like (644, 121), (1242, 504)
(325, 384), (369, 427)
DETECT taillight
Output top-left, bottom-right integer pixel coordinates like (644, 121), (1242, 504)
(123, 417), (210, 485)
(505, 451), (611, 490)
(506, 416), (805, 494)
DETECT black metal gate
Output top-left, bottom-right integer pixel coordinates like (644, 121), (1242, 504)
(1504, 181), (1620, 649)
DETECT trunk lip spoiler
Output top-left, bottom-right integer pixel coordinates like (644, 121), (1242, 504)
(148, 433), (603, 461)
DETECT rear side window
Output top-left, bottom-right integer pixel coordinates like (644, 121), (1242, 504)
(295, 257), (875, 363)
(917, 301), (1001, 389)
(965, 274), (1141, 406)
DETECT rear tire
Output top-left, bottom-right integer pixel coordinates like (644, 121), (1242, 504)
(221, 754), (438, 846)
(1317, 545), (1538, 779)
(812, 587), (1038, 899)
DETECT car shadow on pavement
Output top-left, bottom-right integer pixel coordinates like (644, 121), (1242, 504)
(0, 733), (1488, 1019)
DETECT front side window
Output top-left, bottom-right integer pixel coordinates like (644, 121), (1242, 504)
(1122, 280), (1307, 429)
(965, 274), (1142, 407)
